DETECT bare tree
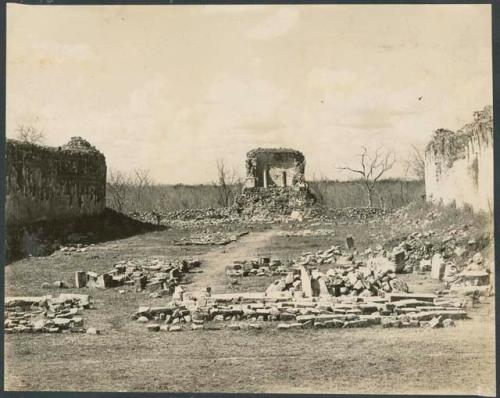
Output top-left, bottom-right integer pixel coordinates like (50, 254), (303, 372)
(407, 144), (425, 180)
(16, 125), (45, 145)
(107, 169), (131, 212)
(133, 169), (151, 188)
(214, 158), (240, 207)
(337, 146), (396, 207)
(132, 169), (152, 210)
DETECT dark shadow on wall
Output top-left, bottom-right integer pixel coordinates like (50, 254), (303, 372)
(5, 208), (166, 264)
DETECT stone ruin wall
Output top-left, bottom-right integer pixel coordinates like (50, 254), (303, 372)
(424, 106), (493, 213)
(6, 137), (107, 225)
(245, 148), (306, 189)
(236, 148), (315, 219)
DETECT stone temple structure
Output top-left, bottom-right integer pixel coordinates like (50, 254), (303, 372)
(235, 148), (316, 219)
(6, 136), (107, 225)
(424, 105), (493, 213)
(244, 148), (307, 189)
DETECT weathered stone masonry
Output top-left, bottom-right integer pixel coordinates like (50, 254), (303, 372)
(424, 106), (493, 213)
(235, 148), (315, 219)
(6, 137), (107, 225)
(244, 148), (306, 189)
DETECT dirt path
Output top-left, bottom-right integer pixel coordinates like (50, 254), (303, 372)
(187, 229), (279, 293)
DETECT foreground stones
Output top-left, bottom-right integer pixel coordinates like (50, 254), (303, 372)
(75, 257), (201, 293)
(131, 291), (470, 333)
(267, 263), (409, 298)
(261, 241), (409, 298)
(226, 257), (290, 278)
(4, 294), (95, 334)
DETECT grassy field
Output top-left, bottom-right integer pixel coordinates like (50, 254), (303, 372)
(106, 178), (425, 213)
(4, 205), (495, 395)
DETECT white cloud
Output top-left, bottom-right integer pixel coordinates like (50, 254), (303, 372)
(201, 76), (286, 132)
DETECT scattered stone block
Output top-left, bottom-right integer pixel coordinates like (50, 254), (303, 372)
(449, 285), (490, 296)
(346, 235), (355, 250)
(323, 319), (344, 328)
(410, 310), (467, 321)
(431, 253), (445, 280)
(169, 325), (182, 332)
(53, 280), (69, 289)
(75, 271), (87, 288)
(96, 273), (113, 289)
(279, 312), (296, 321)
(299, 266), (313, 298)
(53, 318), (71, 327)
(135, 275), (148, 292)
(427, 316), (442, 329)
(387, 293), (436, 303)
(146, 324), (160, 332)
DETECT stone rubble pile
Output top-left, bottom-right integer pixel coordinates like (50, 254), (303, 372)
(437, 251), (491, 295)
(292, 226), (491, 294)
(309, 206), (388, 221)
(174, 230), (249, 246)
(225, 257), (291, 278)
(162, 208), (235, 221)
(277, 229), (336, 237)
(384, 226), (484, 273)
(130, 205), (393, 226)
(131, 291), (470, 332)
(4, 294), (96, 334)
(294, 242), (402, 272)
(266, 263), (409, 298)
(234, 187), (316, 221)
(297, 246), (343, 265)
(380, 226), (492, 292)
(129, 208), (241, 227)
(74, 257), (201, 293)
(59, 243), (92, 254)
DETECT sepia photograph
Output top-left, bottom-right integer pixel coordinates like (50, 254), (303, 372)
(3, 2), (496, 395)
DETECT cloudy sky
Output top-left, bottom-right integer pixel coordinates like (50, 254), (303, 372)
(6, 4), (492, 184)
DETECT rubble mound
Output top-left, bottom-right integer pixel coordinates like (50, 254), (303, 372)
(234, 186), (316, 221)
(61, 136), (100, 153)
(226, 257), (291, 278)
(174, 230), (249, 246)
(309, 206), (388, 221)
(4, 294), (93, 334)
(129, 208), (241, 227)
(75, 257), (201, 294)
